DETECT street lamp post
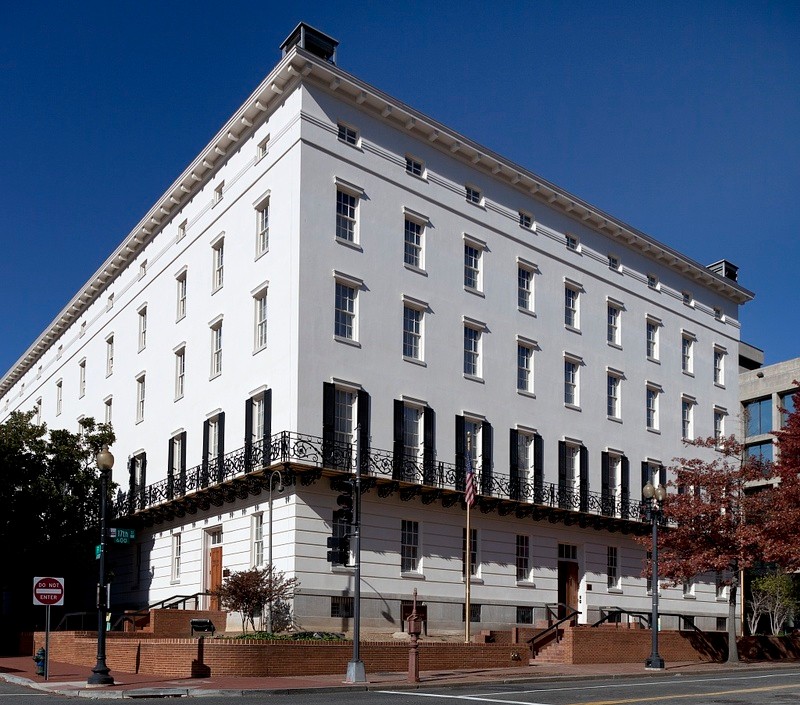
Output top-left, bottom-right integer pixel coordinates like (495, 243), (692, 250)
(266, 469), (285, 634)
(88, 445), (114, 686)
(643, 479), (666, 671)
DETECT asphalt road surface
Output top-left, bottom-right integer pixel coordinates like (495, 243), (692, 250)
(2, 669), (800, 704)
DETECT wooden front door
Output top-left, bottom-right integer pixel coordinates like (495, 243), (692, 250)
(208, 546), (222, 610)
(557, 560), (579, 623)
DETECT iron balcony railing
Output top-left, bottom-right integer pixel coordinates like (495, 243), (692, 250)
(113, 431), (645, 521)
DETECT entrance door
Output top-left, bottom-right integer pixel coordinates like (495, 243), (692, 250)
(207, 529), (223, 610)
(557, 561), (579, 623)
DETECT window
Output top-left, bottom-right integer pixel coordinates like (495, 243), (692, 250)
(176, 270), (187, 321)
(607, 373), (621, 418)
(564, 285), (579, 329)
(516, 606), (534, 624)
(519, 211), (532, 229)
(136, 374), (146, 423)
(714, 306), (723, 321)
(683, 578), (695, 597)
(403, 305), (423, 360)
(107, 293), (114, 310)
(607, 546), (620, 589)
(212, 239), (224, 291)
(79, 321), (87, 338)
(607, 304), (620, 345)
(138, 260), (147, 279)
(565, 443), (581, 492)
(564, 358), (579, 406)
(334, 388), (355, 448)
(404, 217), (424, 269)
(714, 348), (725, 386)
(331, 511), (353, 567)
(34, 398), (42, 425)
(213, 181), (224, 205)
(608, 255), (620, 271)
(171, 534), (181, 581)
(252, 513), (264, 566)
(465, 185), (482, 205)
(681, 334), (693, 373)
(518, 265), (534, 311)
(78, 360), (86, 398)
(405, 156), (424, 177)
(780, 391), (797, 427)
(682, 291), (693, 306)
(646, 386), (659, 431)
(682, 398), (694, 439)
(558, 543), (577, 560)
(257, 134), (270, 160)
(336, 188), (358, 242)
(464, 243), (482, 291)
(57, 345), (63, 360)
(745, 441), (774, 464)
(462, 527), (478, 576)
(516, 431), (534, 484)
(249, 199), (268, 257)
(464, 419), (482, 471)
(331, 596), (354, 617)
(251, 395), (267, 447)
(138, 307), (147, 351)
(745, 398), (772, 436)
(401, 519), (420, 573)
(174, 348), (186, 400)
(647, 274), (658, 290)
(516, 535), (531, 581)
(517, 342), (534, 394)
(402, 404), (423, 462)
(714, 408), (725, 441)
(716, 617), (727, 632)
(337, 122), (358, 146)
(210, 321), (223, 377)
(565, 234), (578, 251)
(463, 603), (482, 623)
(177, 219), (187, 241)
(251, 289), (268, 352)
(463, 325), (481, 377)
(55, 380), (62, 416)
(104, 397), (112, 423)
(334, 281), (357, 340)
(646, 319), (659, 360)
(716, 572), (727, 600)
(207, 416), (221, 464)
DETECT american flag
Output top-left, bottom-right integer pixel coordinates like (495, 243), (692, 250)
(464, 447), (476, 507)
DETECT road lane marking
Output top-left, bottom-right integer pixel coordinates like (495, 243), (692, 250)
(569, 681), (800, 705)
(378, 692), (549, 704)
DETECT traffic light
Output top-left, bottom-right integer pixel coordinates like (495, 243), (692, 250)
(335, 480), (355, 525)
(326, 535), (350, 564)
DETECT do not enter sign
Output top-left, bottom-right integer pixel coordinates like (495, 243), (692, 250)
(33, 577), (64, 606)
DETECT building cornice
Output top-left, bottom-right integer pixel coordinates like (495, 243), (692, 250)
(0, 45), (754, 398)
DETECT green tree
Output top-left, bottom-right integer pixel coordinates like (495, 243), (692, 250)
(751, 570), (798, 636)
(0, 411), (115, 648)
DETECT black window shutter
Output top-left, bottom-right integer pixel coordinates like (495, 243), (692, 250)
(641, 461), (651, 493)
(393, 399), (404, 480)
(139, 454), (147, 509)
(558, 440), (567, 508)
(179, 431), (187, 495)
(601, 451), (610, 515)
(509, 429), (520, 501)
(481, 420), (493, 495)
(621, 455), (630, 517)
(128, 456), (136, 513)
(533, 433), (544, 499)
(216, 412), (226, 482)
(244, 397), (254, 471)
(659, 464), (667, 488)
(167, 438), (175, 500)
(322, 382), (335, 467)
(201, 419), (210, 487)
(264, 389), (272, 454)
(579, 445), (588, 512)
(357, 389), (370, 473)
(423, 406), (436, 484)
(455, 415), (465, 491)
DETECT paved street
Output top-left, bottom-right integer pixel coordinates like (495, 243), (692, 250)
(2, 667), (800, 704)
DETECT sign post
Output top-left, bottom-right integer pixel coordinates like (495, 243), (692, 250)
(33, 577), (65, 681)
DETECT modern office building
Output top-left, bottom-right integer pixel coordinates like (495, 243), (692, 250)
(0, 24), (753, 634)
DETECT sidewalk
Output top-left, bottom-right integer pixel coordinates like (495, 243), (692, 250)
(1, 655), (797, 698)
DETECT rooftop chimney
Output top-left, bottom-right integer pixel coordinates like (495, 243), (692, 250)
(706, 259), (739, 282)
(281, 23), (338, 64)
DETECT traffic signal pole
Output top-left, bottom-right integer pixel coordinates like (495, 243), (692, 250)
(345, 426), (366, 684)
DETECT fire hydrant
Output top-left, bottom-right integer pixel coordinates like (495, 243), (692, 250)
(33, 648), (45, 677)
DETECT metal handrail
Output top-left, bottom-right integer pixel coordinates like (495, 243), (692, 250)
(527, 604), (581, 657)
(113, 431), (647, 522)
(592, 607), (650, 629)
(112, 591), (213, 631)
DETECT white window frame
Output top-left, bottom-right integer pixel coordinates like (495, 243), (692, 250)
(401, 519), (420, 574)
(104, 396), (112, 424)
(402, 300), (424, 361)
(174, 346), (186, 401)
(607, 300), (622, 346)
(646, 316), (661, 361)
(213, 181), (224, 205)
(564, 355), (581, 408)
(405, 156), (424, 178)
(681, 332), (694, 374)
(256, 196), (270, 257)
(463, 319), (485, 379)
(211, 237), (224, 292)
(647, 273), (659, 290)
(78, 359), (86, 399)
(714, 406), (727, 443)
(646, 384), (660, 431)
(463, 236), (485, 292)
(337, 122), (359, 146)
(210, 318), (223, 379)
(55, 380), (63, 416)
(403, 212), (425, 270)
(714, 346), (726, 386)
(135, 374), (146, 423)
(607, 546), (620, 590)
(253, 286), (269, 352)
(106, 335), (114, 377)
(565, 234), (579, 251)
(682, 396), (695, 440)
(607, 371), (621, 419)
(516, 534), (531, 582)
(176, 268), (187, 321)
(564, 283), (580, 330)
(171, 533), (182, 582)
(177, 219), (187, 241)
(257, 134), (270, 160)
(138, 306), (147, 351)
(333, 273), (361, 342)
(465, 185), (482, 206)
(517, 338), (536, 395)
(518, 211), (533, 229)
(335, 184), (360, 244)
(252, 513), (265, 567)
(517, 259), (536, 313)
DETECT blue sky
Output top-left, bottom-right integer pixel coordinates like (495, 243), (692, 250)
(1, 1), (798, 377)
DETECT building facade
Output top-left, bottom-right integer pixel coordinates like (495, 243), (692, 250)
(0, 25), (753, 635)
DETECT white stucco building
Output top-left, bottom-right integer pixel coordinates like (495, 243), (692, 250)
(0, 25), (753, 635)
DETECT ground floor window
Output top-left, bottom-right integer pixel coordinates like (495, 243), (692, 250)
(331, 596), (354, 618)
(516, 606), (533, 624)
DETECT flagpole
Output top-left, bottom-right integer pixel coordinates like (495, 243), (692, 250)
(465, 432), (472, 644)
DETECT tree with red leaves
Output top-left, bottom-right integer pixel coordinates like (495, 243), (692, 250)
(645, 414), (800, 664)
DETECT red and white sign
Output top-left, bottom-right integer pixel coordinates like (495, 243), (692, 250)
(33, 577), (64, 607)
